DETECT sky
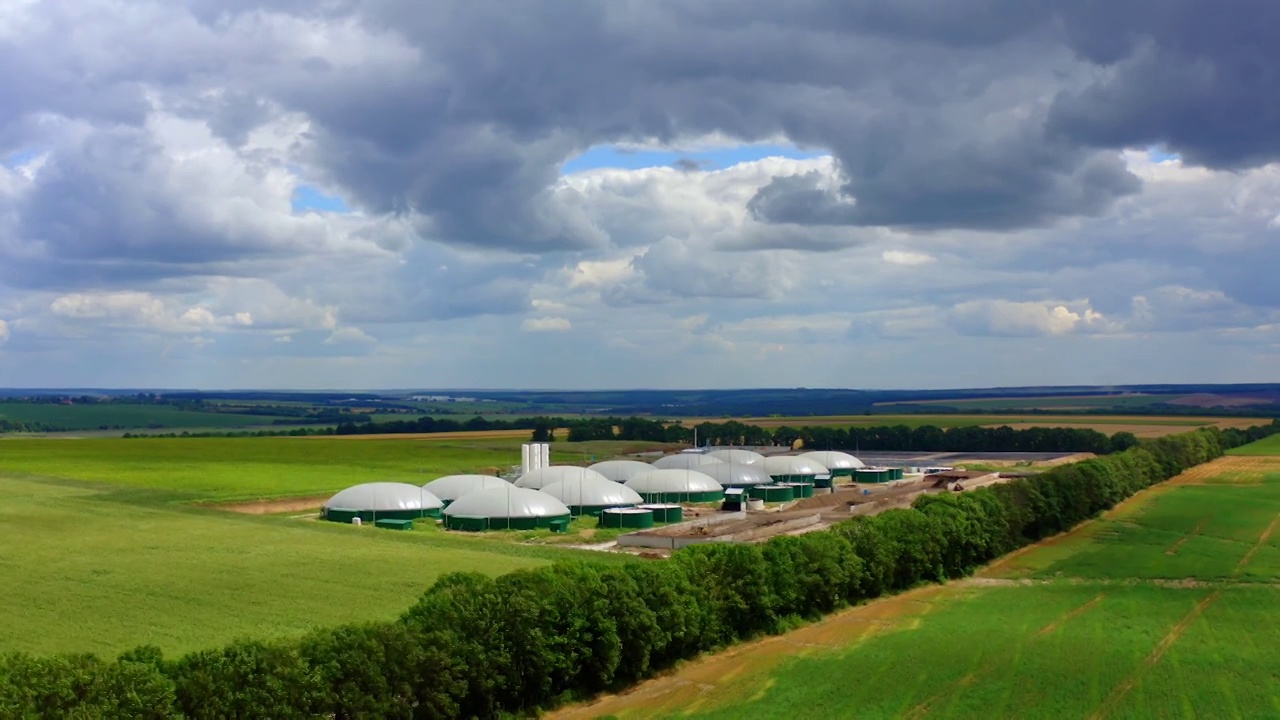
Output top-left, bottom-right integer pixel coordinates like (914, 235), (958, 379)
(0, 0), (1278, 390)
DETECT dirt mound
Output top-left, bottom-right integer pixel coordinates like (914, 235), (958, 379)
(210, 496), (328, 515)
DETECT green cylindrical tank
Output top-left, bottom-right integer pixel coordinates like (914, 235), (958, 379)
(748, 485), (796, 503)
(599, 508), (655, 529)
(444, 515), (489, 532)
(639, 504), (683, 523)
(890, 467), (904, 481)
(781, 482), (814, 499)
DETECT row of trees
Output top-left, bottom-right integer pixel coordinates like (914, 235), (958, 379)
(0, 427), (1263, 718)
(565, 416), (1138, 454)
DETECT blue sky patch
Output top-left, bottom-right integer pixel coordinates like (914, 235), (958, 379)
(4, 148), (43, 168)
(562, 142), (828, 174)
(1146, 144), (1182, 163)
(292, 185), (351, 213)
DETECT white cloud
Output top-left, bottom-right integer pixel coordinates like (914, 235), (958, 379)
(522, 317), (572, 332)
(0, 319), (9, 342)
(951, 300), (1115, 337)
(882, 250), (936, 266)
(323, 327), (376, 344)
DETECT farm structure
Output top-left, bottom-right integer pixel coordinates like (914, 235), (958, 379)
(321, 482), (443, 523)
(442, 487), (572, 532)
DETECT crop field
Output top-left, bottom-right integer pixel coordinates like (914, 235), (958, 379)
(880, 394), (1178, 411)
(557, 441), (1280, 720)
(682, 413), (1256, 438)
(0, 436), (648, 656)
(0, 402), (293, 431)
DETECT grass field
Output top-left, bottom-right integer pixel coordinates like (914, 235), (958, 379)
(556, 440), (1280, 720)
(0, 402), (292, 431)
(1228, 434), (1280, 456)
(0, 436), (653, 656)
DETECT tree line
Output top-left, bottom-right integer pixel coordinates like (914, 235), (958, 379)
(2, 426), (1273, 717)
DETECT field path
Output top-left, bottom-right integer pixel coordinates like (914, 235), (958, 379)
(1233, 512), (1280, 575)
(901, 591), (1108, 719)
(1164, 517), (1208, 555)
(1088, 591), (1222, 720)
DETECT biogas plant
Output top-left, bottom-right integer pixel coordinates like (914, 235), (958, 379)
(316, 440), (1007, 549)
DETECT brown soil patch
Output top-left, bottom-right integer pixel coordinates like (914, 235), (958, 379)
(549, 584), (949, 720)
(1165, 518), (1208, 555)
(1089, 591), (1221, 720)
(210, 496), (328, 515)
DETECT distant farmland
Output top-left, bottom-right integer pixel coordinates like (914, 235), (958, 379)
(557, 440), (1280, 720)
(0, 402), (293, 431)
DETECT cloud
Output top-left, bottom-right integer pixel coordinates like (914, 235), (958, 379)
(950, 299), (1115, 337)
(323, 327), (375, 344)
(521, 317), (572, 332)
(2, 1), (1280, 388)
(882, 250), (935, 266)
(0, 318), (8, 342)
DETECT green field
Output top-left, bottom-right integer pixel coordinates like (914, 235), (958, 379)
(1228, 433), (1280, 456)
(563, 440), (1280, 720)
(0, 402), (292, 431)
(0, 436), (648, 656)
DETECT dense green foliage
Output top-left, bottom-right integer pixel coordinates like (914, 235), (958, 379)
(0, 428), (1260, 717)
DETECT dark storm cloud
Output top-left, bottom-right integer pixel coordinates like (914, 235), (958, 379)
(3, 0), (1279, 270)
(259, 0), (1145, 246)
(1050, 1), (1280, 169)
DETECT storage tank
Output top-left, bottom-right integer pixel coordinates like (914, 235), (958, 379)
(763, 456), (829, 484)
(598, 507), (655, 529)
(422, 475), (510, 505)
(514, 465), (610, 491)
(748, 485), (796, 503)
(442, 487), (572, 531)
(798, 451), (865, 477)
(588, 460), (655, 483)
(706, 448), (765, 465)
(696, 462), (774, 489)
(323, 482), (444, 523)
(651, 453), (726, 471)
(540, 476), (643, 516)
(625, 469), (724, 503)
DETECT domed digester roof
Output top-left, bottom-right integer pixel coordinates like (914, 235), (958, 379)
(323, 482), (443, 522)
(514, 465), (611, 490)
(625, 469), (724, 503)
(422, 474), (511, 502)
(799, 451), (865, 474)
(442, 487), (572, 531)
(588, 460), (655, 483)
(706, 448), (765, 465)
(763, 456), (830, 480)
(697, 462), (774, 488)
(541, 477), (643, 514)
(652, 453), (726, 471)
